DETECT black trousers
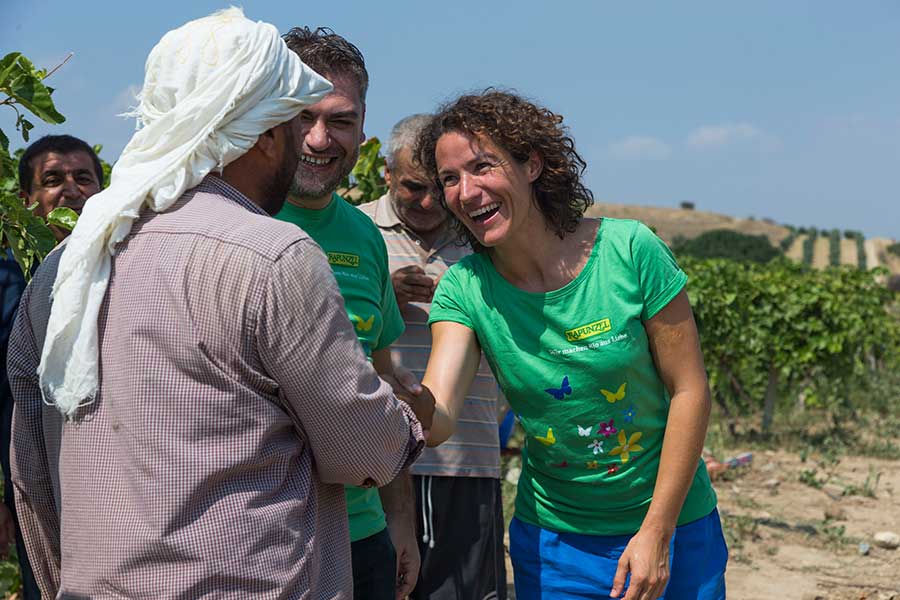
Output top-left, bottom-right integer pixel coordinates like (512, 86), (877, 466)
(351, 527), (397, 600)
(411, 476), (507, 600)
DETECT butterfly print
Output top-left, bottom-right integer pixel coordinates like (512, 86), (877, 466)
(545, 376), (573, 400)
(600, 382), (627, 403)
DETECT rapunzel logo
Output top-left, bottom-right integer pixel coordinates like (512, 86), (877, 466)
(565, 318), (612, 342)
(327, 252), (360, 268)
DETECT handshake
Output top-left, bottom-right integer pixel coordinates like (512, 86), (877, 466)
(382, 366), (436, 433)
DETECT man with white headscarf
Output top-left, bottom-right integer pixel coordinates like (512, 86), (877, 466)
(6, 9), (428, 598)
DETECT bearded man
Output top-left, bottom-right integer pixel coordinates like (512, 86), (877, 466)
(7, 10), (427, 598)
(275, 27), (428, 600)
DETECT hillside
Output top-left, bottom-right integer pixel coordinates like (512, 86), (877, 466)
(586, 202), (899, 275)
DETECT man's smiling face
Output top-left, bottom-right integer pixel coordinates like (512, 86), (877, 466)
(288, 74), (365, 203)
(23, 150), (102, 241)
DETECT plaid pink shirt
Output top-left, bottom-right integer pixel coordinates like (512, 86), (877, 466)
(8, 176), (423, 599)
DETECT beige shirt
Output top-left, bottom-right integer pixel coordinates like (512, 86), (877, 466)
(9, 177), (423, 599)
(360, 195), (500, 479)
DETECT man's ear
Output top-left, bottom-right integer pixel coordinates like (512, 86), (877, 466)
(525, 151), (543, 183)
(254, 127), (280, 160)
(384, 163), (393, 188)
(359, 103), (367, 144)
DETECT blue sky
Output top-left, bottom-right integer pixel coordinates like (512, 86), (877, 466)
(3, 1), (898, 239)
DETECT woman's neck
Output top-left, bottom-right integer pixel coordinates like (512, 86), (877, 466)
(489, 218), (599, 293)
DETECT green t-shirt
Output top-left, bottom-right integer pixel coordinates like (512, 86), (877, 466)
(277, 194), (405, 542)
(429, 218), (717, 536)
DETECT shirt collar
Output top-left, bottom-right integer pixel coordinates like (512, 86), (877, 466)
(194, 174), (268, 217)
(371, 192), (403, 228)
(373, 192), (457, 252)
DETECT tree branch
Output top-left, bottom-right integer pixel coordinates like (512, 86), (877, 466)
(42, 52), (74, 81)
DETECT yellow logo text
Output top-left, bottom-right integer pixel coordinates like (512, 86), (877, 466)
(327, 252), (360, 268)
(565, 318), (611, 342)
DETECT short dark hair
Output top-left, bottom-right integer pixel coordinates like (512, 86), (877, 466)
(19, 135), (104, 194)
(282, 27), (368, 101)
(415, 90), (594, 252)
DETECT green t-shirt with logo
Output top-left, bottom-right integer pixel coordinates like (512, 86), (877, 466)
(429, 218), (717, 536)
(276, 194), (405, 542)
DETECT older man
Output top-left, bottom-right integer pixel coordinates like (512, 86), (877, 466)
(275, 27), (426, 600)
(360, 115), (507, 600)
(0, 135), (103, 599)
(7, 10), (426, 598)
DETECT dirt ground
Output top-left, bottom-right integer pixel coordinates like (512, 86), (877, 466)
(502, 449), (900, 599)
(717, 449), (900, 599)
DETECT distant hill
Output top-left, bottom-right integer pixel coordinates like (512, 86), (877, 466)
(586, 202), (899, 275)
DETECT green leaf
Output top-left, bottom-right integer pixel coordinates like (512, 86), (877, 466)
(9, 71), (66, 125)
(0, 52), (23, 87)
(47, 206), (78, 231)
(4, 228), (34, 281)
(0, 128), (8, 153)
(24, 217), (57, 256)
(16, 115), (33, 142)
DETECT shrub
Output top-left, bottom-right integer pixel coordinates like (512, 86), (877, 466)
(672, 229), (781, 263)
(829, 229), (841, 266)
(684, 258), (899, 433)
(802, 229), (818, 265)
(780, 228), (799, 252)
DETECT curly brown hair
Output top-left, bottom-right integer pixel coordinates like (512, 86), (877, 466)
(415, 90), (593, 251)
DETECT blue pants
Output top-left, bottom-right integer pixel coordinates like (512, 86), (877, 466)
(509, 509), (728, 599)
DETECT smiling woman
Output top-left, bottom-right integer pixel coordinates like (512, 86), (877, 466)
(412, 90), (728, 600)
(416, 92), (592, 254)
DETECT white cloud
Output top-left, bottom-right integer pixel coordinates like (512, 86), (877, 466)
(607, 136), (672, 160)
(685, 123), (762, 149)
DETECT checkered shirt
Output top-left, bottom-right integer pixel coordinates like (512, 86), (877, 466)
(8, 176), (424, 599)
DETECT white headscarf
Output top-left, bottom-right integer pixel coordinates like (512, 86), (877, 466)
(37, 8), (333, 418)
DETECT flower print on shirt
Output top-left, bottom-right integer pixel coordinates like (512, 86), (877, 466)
(596, 418), (617, 438)
(622, 404), (637, 423)
(607, 464), (619, 475)
(588, 439), (604, 455)
(586, 461), (600, 469)
(609, 430), (644, 463)
(535, 427), (556, 446)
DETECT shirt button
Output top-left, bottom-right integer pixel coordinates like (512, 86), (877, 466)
(111, 422), (120, 432)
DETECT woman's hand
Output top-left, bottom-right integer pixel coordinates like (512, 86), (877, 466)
(610, 525), (671, 599)
(609, 289), (710, 599)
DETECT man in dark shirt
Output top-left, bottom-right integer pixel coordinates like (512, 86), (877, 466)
(0, 135), (102, 598)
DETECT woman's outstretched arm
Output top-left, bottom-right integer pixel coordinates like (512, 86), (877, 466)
(421, 321), (483, 446)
